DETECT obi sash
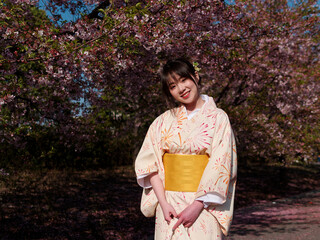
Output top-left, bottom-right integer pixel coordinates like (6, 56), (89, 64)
(163, 153), (209, 192)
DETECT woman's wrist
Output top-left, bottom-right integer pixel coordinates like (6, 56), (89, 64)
(159, 199), (169, 208)
(193, 200), (205, 209)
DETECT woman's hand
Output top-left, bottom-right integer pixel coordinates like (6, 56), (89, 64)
(160, 201), (178, 224)
(149, 172), (177, 223)
(172, 200), (204, 231)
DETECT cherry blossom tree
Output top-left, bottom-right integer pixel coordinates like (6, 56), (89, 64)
(0, 0), (319, 167)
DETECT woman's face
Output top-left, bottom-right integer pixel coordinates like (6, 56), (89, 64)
(167, 72), (200, 109)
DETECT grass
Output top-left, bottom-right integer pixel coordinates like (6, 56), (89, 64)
(0, 163), (319, 239)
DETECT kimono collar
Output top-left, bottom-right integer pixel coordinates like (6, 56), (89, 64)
(183, 94), (209, 120)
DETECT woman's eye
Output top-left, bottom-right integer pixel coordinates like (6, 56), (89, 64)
(170, 85), (176, 90)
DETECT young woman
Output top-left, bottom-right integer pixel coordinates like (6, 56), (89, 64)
(135, 58), (237, 239)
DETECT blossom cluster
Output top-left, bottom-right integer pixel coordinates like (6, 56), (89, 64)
(0, 0), (319, 166)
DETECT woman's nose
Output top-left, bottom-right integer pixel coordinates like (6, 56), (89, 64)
(177, 83), (185, 93)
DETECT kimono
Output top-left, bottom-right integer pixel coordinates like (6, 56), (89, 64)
(135, 95), (237, 240)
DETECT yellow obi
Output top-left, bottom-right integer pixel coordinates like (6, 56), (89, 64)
(163, 153), (209, 192)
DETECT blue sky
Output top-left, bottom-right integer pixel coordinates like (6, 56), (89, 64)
(37, 0), (98, 24)
(38, 0), (319, 24)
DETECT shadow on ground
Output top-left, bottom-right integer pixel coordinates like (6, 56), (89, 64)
(0, 168), (154, 240)
(0, 164), (319, 239)
(227, 190), (320, 240)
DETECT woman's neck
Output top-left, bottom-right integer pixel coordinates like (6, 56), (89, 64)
(184, 95), (205, 114)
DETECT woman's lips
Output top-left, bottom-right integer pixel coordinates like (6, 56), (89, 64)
(181, 91), (190, 99)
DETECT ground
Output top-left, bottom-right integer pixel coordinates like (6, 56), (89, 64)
(227, 190), (320, 240)
(0, 163), (319, 239)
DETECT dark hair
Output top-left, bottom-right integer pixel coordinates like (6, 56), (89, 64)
(160, 58), (201, 110)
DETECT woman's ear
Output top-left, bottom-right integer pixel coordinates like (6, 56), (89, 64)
(195, 72), (200, 84)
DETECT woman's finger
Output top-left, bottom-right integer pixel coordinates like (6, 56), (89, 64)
(170, 209), (178, 218)
(165, 215), (172, 223)
(184, 222), (192, 228)
(172, 217), (183, 231)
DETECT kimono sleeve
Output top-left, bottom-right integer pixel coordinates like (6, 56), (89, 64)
(196, 110), (237, 235)
(135, 119), (162, 179)
(135, 117), (164, 217)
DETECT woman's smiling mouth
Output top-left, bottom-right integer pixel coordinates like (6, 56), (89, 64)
(181, 91), (190, 99)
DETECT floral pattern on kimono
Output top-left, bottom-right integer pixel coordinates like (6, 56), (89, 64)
(135, 96), (237, 238)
